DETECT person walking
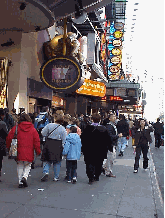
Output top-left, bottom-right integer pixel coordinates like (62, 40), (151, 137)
(104, 113), (122, 178)
(0, 109), (8, 182)
(11, 108), (19, 126)
(62, 126), (82, 184)
(41, 114), (67, 182)
(133, 118), (153, 173)
(116, 114), (129, 156)
(66, 117), (81, 136)
(81, 113), (109, 184)
(3, 108), (14, 132)
(153, 118), (164, 148)
(6, 113), (41, 188)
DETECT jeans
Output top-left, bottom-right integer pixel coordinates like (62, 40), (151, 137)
(118, 137), (127, 153)
(134, 145), (149, 170)
(43, 161), (61, 179)
(66, 160), (77, 181)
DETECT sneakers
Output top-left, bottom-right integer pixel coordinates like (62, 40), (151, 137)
(67, 180), (71, 183)
(72, 177), (77, 184)
(21, 177), (28, 187)
(106, 172), (116, 178)
(18, 184), (24, 188)
(53, 177), (59, 182)
(133, 169), (138, 173)
(41, 174), (49, 182)
(118, 151), (123, 156)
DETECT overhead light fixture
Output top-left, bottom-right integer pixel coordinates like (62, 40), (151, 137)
(134, 3), (139, 5)
(19, 3), (26, 10)
(133, 15), (136, 16)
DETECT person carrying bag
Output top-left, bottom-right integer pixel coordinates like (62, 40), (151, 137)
(41, 114), (67, 182)
(6, 113), (41, 188)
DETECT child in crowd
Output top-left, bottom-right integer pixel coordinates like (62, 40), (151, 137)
(62, 126), (82, 184)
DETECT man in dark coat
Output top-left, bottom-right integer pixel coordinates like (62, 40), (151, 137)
(0, 109), (8, 182)
(116, 114), (129, 156)
(153, 118), (164, 148)
(81, 113), (109, 184)
(134, 119), (153, 173)
(104, 113), (122, 177)
(3, 108), (14, 132)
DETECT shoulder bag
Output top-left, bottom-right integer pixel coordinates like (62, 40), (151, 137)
(41, 125), (63, 162)
(8, 123), (18, 159)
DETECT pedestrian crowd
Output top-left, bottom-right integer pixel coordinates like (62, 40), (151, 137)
(0, 106), (164, 188)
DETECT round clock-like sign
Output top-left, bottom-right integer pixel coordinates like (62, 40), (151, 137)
(110, 56), (121, 64)
(111, 48), (122, 56)
(110, 65), (120, 73)
(113, 30), (123, 39)
(112, 39), (122, 47)
(114, 22), (124, 30)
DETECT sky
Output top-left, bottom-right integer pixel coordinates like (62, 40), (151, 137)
(122, 0), (164, 122)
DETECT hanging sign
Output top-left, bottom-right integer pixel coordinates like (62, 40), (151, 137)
(110, 56), (121, 64)
(111, 48), (122, 56)
(40, 56), (82, 92)
(113, 31), (123, 39)
(76, 79), (106, 97)
(110, 65), (120, 73)
(112, 39), (122, 47)
(114, 22), (124, 30)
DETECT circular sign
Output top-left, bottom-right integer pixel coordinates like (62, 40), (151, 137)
(111, 48), (122, 56)
(40, 56), (82, 91)
(110, 56), (121, 64)
(113, 31), (123, 39)
(110, 65), (120, 73)
(114, 22), (124, 30)
(112, 39), (122, 47)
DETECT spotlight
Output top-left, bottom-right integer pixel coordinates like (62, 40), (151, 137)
(20, 3), (26, 10)
(35, 26), (41, 31)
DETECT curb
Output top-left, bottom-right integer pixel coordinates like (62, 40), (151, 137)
(148, 147), (164, 218)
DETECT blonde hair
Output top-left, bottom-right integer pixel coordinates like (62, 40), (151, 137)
(56, 110), (64, 116)
(53, 114), (64, 124)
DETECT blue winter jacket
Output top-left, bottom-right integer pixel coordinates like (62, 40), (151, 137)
(62, 133), (82, 160)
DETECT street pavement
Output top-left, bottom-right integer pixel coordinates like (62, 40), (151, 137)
(149, 132), (164, 201)
(0, 138), (164, 218)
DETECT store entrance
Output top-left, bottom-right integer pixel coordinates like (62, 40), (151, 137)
(37, 98), (51, 113)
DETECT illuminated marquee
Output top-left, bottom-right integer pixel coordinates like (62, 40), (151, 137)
(76, 79), (106, 97)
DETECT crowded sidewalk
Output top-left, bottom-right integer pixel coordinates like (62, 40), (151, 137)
(0, 137), (164, 218)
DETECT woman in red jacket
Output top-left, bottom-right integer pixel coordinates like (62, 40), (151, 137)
(6, 113), (41, 188)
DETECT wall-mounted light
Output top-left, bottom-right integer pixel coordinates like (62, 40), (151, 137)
(19, 3), (26, 10)
(1, 39), (14, 47)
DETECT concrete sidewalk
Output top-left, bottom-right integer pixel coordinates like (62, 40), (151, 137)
(0, 139), (164, 218)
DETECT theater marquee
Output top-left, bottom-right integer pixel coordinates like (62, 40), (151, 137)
(76, 79), (106, 97)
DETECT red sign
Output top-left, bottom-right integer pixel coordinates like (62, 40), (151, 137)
(110, 96), (123, 101)
(101, 96), (107, 101)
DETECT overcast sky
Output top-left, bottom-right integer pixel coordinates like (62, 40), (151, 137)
(122, 0), (164, 121)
